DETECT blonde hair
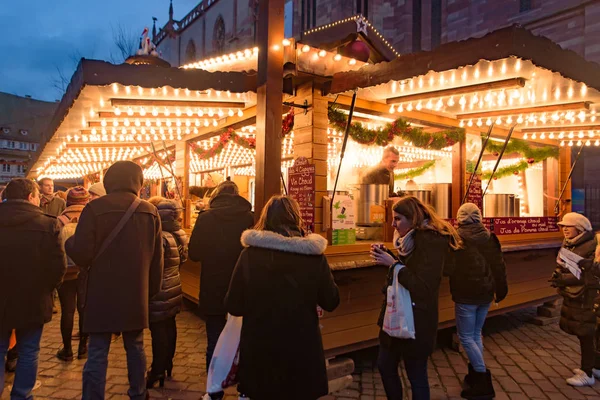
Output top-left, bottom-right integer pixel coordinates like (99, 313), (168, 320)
(393, 196), (462, 250)
(254, 195), (304, 236)
(209, 181), (239, 206)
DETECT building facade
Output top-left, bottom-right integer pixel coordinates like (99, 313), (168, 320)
(0, 93), (57, 185)
(155, 0), (600, 67)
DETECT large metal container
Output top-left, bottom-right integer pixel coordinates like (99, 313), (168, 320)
(432, 183), (451, 219)
(404, 189), (432, 206)
(484, 193), (517, 217)
(355, 184), (389, 226)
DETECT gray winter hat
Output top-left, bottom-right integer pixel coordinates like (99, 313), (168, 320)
(457, 202), (482, 225)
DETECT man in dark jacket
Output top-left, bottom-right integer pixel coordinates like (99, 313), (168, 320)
(0, 178), (66, 398)
(38, 177), (66, 217)
(66, 161), (164, 400)
(188, 181), (254, 373)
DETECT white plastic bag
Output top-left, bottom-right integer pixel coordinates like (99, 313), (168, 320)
(206, 314), (243, 394)
(382, 263), (416, 339)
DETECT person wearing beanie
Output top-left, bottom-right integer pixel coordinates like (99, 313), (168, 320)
(65, 161), (164, 399)
(55, 186), (90, 362)
(88, 182), (106, 200)
(145, 197), (188, 388)
(550, 212), (600, 387)
(445, 203), (507, 399)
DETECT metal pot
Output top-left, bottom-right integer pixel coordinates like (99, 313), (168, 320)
(484, 193), (517, 217)
(404, 189), (432, 205)
(432, 183), (451, 219)
(355, 184), (389, 226)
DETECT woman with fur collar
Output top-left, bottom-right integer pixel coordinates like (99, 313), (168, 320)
(371, 196), (461, 400)
(550, 212), (600, 387)
(225, 195), (340, 400)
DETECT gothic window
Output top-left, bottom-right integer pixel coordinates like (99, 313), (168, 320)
(185, 39), (197, 63)
(213, 16), (226, 54)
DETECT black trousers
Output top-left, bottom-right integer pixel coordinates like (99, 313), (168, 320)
(578, 325), (600, 376)
(205, 314), (227, 373)
(57, 278), (87, 351)
(149, 316), (177, 375)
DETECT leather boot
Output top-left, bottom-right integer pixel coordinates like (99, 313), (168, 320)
(461, 369), (495, 399)
(78, 335), (88, 359)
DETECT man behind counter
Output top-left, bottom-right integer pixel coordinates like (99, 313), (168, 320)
(361, 146), (400, 196)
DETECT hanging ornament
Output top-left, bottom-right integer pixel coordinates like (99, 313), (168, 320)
(527, 158), (535, 164)
(493, 152), (499, 157)
(341, 39), (371, 62)
(513, 171), (519, 175)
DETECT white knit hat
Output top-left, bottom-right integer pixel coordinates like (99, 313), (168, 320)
(558, 212), (592, 232)
(88, 182), (106, 197)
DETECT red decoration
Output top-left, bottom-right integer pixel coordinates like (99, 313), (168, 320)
(527, 158), (535, 164)
(513, 171), (519, 175)
(493, 152), (499, 157)
(341, 39), (370, 62)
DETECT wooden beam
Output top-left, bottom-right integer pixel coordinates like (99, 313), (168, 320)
(521, 124), (600, 133)
(254, 0), (284, 216)
(386, 78), (526, 104)
(457, 101), (591, 119)
(110, 99), (246, 108)
(65, 143), (151, 148)
(185, 106), (257, 142)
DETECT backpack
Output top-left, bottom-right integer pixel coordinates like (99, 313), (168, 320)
(58, 215), (80, 278)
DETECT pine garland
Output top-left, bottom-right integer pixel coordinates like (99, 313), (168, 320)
(482, 160), (529, 180)
(328, 105), (465, 150)
(483, 136), (559, 162)
(394, 160), (436, 180)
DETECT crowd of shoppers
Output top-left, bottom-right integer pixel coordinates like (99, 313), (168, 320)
(3, 162), (600, 400)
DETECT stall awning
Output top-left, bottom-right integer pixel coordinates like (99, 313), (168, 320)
(30, 59), (258, 179)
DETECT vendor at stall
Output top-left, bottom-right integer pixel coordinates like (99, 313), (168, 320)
(361, 146), (399, 196)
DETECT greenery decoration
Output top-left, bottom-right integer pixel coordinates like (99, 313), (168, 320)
(482, 160), (528, 180)
(328, 105), (465, 149)
(394, 160), (436, 180)
(483, 136), (559, 162)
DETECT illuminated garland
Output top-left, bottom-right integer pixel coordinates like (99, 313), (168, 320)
(328, 105), (465, 149)
(394, 160), (436, 180)
(190, 110), (294, 160)
(483, 136), (559, 162)
(482, 161), (529, 180)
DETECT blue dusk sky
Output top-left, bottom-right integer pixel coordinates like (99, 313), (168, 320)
(0, 0), (199, 102)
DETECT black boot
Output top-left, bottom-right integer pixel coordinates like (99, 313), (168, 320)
(146, 369), (165, 389)
(462, 363), (475, 390)
(78, 335), (88, 359)
(5, 347), (18, 373)
(461, 369), (495, 399)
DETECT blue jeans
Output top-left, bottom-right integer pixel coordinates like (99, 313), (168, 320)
(82, 330), (146, 400)
(455, 303), (491, 373)
(377, 344), (430, 400)
(0, 326), (43, 400)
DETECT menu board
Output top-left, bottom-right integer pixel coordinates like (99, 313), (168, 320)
(464, 173), (483, 210)
(288, 157), (315, 233)
(448, 217), (559, 235)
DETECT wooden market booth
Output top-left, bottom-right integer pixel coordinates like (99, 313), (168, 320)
(29, 24), (600, 358)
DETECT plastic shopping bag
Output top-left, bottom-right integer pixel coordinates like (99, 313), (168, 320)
(382, 263), (416, 339)
(206, 314), (243, 394)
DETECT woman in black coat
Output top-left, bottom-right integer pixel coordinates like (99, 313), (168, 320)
(448, 203), (507, 399)
(371, 196), (461, 400)
(549, 212), (600, 387)
(188, 181), (254, 372)
(225, 195), (340, 400)
(146, 197), (189, 388)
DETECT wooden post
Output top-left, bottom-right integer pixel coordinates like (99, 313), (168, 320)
(451, 140), (466, 217)
(558, 146), (572, 216)
(254, 0), (285, 217)
(175, 141), (191, 227)
(292, 82), (329, 235)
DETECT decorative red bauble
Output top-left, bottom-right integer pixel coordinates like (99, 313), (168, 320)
(493, 152), (499, 157)
(493, 177), (498, 180)
(527, 158), (535, 164)
(513, 171), (519, 175)
(341, 39), (370, 62)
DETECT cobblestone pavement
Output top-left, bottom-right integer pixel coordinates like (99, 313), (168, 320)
(3, 305), (600, 399)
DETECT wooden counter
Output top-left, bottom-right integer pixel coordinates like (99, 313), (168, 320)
(180, 233), (563, 357)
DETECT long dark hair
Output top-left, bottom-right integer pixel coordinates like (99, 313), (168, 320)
(254, 195), (304, 237)
(393, 196), (462, 250)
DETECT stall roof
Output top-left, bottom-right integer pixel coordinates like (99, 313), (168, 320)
(30, 59), (258, 179)
(327, 26), (600, 94)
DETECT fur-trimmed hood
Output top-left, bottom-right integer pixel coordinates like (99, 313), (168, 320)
(241, 229), (328, 255)
(595, 233), (600, 264)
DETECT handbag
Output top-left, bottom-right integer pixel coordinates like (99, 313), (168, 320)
(382, 263), (416, 339)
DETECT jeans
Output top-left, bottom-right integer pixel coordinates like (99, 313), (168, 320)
(82, 330), (146, 400)
(0, 326), (44, 400)
(149, 316), (177, 375)
(205, 314), (227, 372)
(455, 303), (491, 373)
(57, 279), (87, 352)
(377, 344), (430, 400)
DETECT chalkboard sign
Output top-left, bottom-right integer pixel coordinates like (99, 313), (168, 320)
(288, 157), (316, 233)
(448, 217), (559, 235)
(465, 173), (483, 210)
